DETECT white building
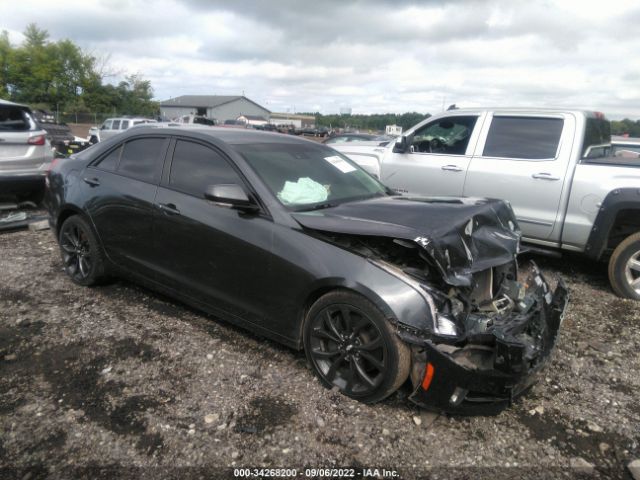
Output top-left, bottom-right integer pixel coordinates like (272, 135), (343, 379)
(269, 113), (315, 129)
(159, 95), (270, 124)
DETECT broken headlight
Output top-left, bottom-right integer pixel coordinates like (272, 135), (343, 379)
(434, 314), (459, 337)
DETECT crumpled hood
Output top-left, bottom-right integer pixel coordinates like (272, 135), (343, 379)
(292, 195), (521, 286)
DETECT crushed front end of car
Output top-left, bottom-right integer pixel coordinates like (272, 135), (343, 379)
(402, 262), (567, 415)
(294, 196), (569, 414)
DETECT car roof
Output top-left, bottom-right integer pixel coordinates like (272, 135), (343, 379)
(434, 107), (603, 117)
(0, 99), (30, 109)
(127, 125), (324, 146)
(611, 135), (640, 145)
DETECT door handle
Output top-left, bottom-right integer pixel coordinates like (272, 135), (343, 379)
(532, 173), (560, 181)
(157, 202), (180, 215)
(83, 177), (100, 187)
(441, 165), (463, 172)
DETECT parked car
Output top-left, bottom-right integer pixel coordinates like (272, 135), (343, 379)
(0, 99), (54, 199)
(45, 127), (566, 414)
(324, 133), (393, 146)
(611, 135), (640, 157)
(88, 117), (156, 143)
(331, 108), (640, 300)
(32, 109), (91, 157)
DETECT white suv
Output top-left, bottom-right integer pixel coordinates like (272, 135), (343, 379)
(88, 117), (156, 143)
(0, 99), (53, 199)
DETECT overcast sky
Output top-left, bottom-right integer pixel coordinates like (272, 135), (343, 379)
(2, 0), (639, 118)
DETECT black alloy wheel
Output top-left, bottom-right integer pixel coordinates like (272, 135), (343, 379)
(58, 215), (107, 286)
(304, 291), (410, 403)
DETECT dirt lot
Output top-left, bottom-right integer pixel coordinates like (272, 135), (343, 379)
(0, 228), (638, 479)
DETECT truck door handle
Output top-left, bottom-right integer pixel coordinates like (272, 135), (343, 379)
(157, 203), (180, 215)
(532, 173), (560, 181)
(83, 177), (100, 187)
(441, 165), (463, 172)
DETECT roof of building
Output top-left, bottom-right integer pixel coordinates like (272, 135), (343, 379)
(159, 95), (270, 113)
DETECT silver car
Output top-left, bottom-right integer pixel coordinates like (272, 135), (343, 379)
(0, 99), (53, 198)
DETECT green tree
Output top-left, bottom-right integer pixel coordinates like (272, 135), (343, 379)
(0, 24), (159, 118)
(0, 31), (11, 97)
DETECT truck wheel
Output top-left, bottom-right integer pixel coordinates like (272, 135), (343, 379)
(608, 232), (640, 300)
(303, 290), (411, 404)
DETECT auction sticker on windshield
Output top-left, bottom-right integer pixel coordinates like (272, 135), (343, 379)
(324, 155), (356, 173)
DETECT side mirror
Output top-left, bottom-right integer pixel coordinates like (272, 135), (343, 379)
(393, 134), (413, 153)
(204, 184), (259, 212)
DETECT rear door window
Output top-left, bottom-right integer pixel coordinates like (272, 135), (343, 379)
(483, 116), (564, 159)
(117, 137), (167, 183)
(96, 145), (122, 171)
(121, 120), (130, 130)
(0, 107), (30, 132)
(169, 140), (243, 197)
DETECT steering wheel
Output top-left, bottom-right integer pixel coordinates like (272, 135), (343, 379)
(415, 140), (431, 153)
(429, 138), (446, 153)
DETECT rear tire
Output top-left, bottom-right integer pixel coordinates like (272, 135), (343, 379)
(58, 215), (108, 286)
(608, 232), (640, 300)
(303, 290), (411, 403)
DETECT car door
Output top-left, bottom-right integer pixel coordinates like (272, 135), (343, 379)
(98, 119), (113, 140)
(84, 135), (169, 276)
(380, 114), (484, 196)
(152, 137), (276, 324)
(463, 113), (575, 241)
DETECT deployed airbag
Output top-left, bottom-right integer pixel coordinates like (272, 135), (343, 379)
(277, 177), (328, 205)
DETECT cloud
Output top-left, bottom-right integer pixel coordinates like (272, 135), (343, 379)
(0, 0), (638, 118)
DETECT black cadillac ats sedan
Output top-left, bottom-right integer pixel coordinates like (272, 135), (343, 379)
(44, 126), (568, 414)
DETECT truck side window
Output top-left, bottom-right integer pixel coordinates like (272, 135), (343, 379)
(483, 116), (564, 160)
(411, 116), (478, 155)
(112, 120), (121, 130)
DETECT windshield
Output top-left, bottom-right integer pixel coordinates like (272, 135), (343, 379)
(235, 142), (388, 210)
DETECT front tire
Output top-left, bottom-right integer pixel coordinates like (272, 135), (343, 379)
(58, 215), (108, 286)
(608, 232), (640, 300)
(303, 290), (411, 403)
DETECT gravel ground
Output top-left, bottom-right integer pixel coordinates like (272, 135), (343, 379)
(0, 228), (638, 479)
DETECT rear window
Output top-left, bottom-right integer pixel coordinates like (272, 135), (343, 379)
(483, 116), (564, 160)
(0, 106), (31, 132)
(117, 137), (166, 182)
(581, 116), (611, 158)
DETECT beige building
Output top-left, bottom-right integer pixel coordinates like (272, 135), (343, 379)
(269, 113), (315, 129)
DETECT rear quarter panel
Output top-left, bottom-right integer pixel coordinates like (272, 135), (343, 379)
(562, 163), (640, 250)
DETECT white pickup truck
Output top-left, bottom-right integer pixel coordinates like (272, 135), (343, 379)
(331, 108), (640, 299)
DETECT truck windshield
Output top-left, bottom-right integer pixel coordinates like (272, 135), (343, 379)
(235, 142), (388, 210)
